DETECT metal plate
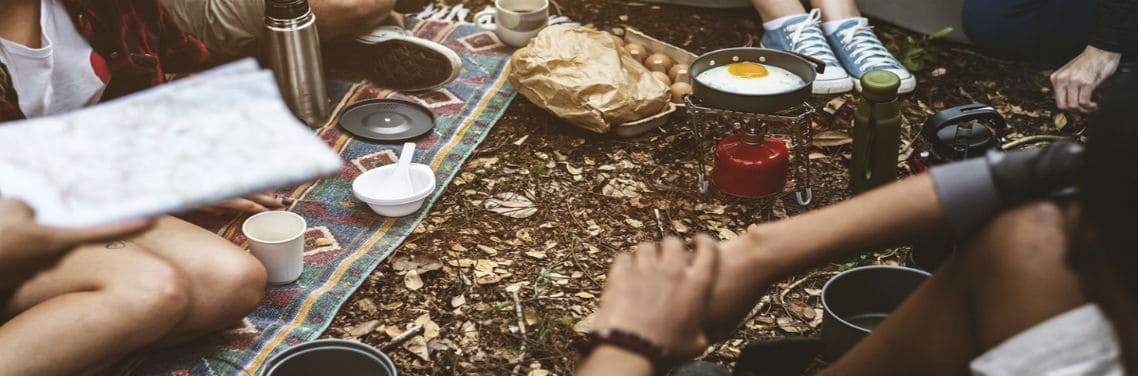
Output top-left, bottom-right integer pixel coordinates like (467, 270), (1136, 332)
(338, 99), (436, 142)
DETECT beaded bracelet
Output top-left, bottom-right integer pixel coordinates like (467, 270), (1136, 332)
(579, 328), (666, 369)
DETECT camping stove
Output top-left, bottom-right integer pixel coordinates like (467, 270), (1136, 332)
(684, 95), (815, 205)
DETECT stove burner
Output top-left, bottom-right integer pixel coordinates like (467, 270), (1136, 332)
(684, 95), (815, 205)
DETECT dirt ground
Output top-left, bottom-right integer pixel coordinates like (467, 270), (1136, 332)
(322, 1), (1082, 374)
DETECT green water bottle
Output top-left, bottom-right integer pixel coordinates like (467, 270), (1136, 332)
(849, 70), (901, 194)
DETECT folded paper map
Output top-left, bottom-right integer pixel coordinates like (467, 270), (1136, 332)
(0, 60), (343, 227)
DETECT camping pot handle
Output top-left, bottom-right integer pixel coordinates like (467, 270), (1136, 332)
(786, 51), (826, 74)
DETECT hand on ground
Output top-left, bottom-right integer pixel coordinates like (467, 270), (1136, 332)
(1051, 45), (1121, 113)
(593, 235), (719, 361)
(200, 194), (288, 215)
(0, 198), (153, 288)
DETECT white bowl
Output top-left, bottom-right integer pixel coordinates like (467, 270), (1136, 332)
(352, 163), (436, 217)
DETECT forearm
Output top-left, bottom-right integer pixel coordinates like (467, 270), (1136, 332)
(749, 173), (946, 280)
(577, 345), (654, 376)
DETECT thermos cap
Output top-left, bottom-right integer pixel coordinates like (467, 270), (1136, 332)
(860, 70), (901, 102)
(266, 0), (311, 20)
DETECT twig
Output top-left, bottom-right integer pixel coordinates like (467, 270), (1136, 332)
(778, 272), (838, 305)
(380, 324), (423, 351)
(1001, 134), (1071, 150)
(653, 208), (666, 238)
(511, 289), (528, 375)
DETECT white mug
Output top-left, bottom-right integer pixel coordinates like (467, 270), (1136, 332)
(475, 0), (549, 47)
(243, 211), (307, 285)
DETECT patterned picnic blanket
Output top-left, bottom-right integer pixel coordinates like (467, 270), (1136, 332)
(136, 19), (517, 375)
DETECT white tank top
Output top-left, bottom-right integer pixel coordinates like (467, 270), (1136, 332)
(0, 0), (108, 118)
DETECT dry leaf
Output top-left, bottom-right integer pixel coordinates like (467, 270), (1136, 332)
(812, 130), (853, 147)
(574, 313), (597, 333)
(381, 301), (404, 310)
(451, 294), (466, 308)
(575, 292), (596, 299)
(355, 298), (378, 314)
(823, 96), (847, 114)
(771, 198), (788, 219)
(416, 313), (441, 339)
(1054, 113), (1068, 131)
(525, 251), (547, 259)
(404, 270), (424, 290)
(672, 220), (690, 233)
(477, 244), (499, 255)
(717, 227), (737, 240)
(348, 319), (380, 337)
(788, 301), (816, 320)
(484, 192), (538, 219)
(565, 163), (583, 175)
(625, 218), (644, 228)
(403, 335), (431, 361)
(392, 255), (443, 274)
(776, 316), (805, 333)
(931, 67), (947, 77)
(528, 370), (551, 376)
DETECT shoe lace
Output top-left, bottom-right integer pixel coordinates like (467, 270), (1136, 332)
(785, 9), (836, 63)
(836, 19), (898, 71)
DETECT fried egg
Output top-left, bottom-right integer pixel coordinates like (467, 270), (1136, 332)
(697, 62), (805, 95)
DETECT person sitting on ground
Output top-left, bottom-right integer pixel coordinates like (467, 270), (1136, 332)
(577, 77), (1137, 375)
(962, 0), (1136, 113)
(163, 0), (462, 91)
(754, 0), (915, 94)
(1, 0), (280, 374)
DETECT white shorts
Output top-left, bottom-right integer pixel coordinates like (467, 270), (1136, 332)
(970, 304), (1123, 375)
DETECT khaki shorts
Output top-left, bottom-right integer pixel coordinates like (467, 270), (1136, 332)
(162, 0), (266, 60)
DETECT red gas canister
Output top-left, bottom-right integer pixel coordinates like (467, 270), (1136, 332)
(713, 132), (789, 198)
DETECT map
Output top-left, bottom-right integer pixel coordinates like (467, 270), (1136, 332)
(0, 60), (343, 227)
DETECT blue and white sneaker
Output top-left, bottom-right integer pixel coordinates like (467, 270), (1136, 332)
(826, 18), (916, 94)
(760, 9), (854, 94)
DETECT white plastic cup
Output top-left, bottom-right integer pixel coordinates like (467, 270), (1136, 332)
(243, 211), (307, 285)
(475, 0), (549, 47)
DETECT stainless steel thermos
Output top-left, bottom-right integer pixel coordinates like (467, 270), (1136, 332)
(264, 0), (330, 128)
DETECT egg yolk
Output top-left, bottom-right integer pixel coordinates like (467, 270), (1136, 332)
(726, 62), (769, 79)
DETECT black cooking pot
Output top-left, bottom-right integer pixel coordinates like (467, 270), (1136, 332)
(689, 47), (825, 113)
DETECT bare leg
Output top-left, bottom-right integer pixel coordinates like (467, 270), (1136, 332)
(751, 0), (808, 22)
(311, 0), (396, 41)
(808, 0), (861, 20)
(0, 216), (266, 375)
(821, 202), (1086, 375)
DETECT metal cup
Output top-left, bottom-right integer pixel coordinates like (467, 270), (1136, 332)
(820, 265), (930, 361)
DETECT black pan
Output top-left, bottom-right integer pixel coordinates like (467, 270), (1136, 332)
(689, 47), (826, 114)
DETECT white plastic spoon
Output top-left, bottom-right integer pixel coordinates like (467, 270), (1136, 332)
(382, 142), (416, 198)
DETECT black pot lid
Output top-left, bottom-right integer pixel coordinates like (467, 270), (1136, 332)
(338, 99), (436, 142)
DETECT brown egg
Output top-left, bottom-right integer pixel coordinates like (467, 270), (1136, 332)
(623, 43), (647, 62)
(670, 82), (693, 104)
(645, 53), (674, 73)
(668, 64), (690, 81)
(651, 71), (672, 86)
(607, 32), (624, 47)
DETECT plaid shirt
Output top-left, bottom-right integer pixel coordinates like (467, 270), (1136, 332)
(0, 0), (209, 122)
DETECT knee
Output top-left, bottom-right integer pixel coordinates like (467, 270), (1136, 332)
(111, 258), (192, 330)
(208, 251), (268, 317)
(962, 201), (1069, 271)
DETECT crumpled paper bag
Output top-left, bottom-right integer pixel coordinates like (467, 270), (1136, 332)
(509, 25), (670, 134)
